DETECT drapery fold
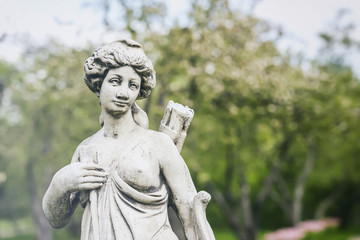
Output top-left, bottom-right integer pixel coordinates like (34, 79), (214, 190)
(81, 168), (171, 240)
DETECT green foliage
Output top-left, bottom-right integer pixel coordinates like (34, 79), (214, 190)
(0, 229), (79, 240)
(1, 1), (360, 239)
(0, 42), (99, 238)
(0, 235), (36, 240)
(141, 1), (360, 236)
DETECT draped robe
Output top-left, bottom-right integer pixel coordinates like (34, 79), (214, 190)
(72, 134), (179, 240)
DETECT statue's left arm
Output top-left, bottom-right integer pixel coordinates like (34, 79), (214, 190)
(157, 133), (198, 240)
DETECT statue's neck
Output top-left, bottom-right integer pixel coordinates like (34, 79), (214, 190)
(102, 109), (137, 138)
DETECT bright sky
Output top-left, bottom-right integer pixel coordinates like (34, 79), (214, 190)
(254, 0), (360, 57)
(0, 0), (359, 73)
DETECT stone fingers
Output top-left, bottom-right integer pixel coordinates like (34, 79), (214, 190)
(82, 170), (108, 177)
(81, 176), (107, 183)
(81, 163), (106, 171)
(76, 175), (107, 191)
(77, 182), (104, 191)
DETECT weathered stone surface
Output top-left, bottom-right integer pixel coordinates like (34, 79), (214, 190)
(159, 100), (194, 152)
(42, 39), (215, 240)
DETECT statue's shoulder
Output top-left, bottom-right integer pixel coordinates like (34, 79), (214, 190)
(71, 129), (103, 163)
(78, 136), (93, 147)
(78, 128), (104, 147)
(144, 129), (173, 145)
(143, 129), (178, 158)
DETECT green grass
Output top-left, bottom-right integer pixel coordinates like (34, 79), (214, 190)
(214, 229), (238, 240)
(303, 227), (360, 240)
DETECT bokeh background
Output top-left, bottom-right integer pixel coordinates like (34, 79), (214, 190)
(0, 0), (359, 239)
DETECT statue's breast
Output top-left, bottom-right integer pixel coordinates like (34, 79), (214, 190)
(114, 144), (162, 192)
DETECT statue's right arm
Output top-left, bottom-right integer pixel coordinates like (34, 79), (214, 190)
(42, 142), (107, 228)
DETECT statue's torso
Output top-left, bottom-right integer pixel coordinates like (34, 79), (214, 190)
(79, 129), (177, 240)
(86, 128), (164, 193)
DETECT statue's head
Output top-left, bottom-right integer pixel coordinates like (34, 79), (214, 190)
(84, 39), (155, 128)
(84, 39), (156, 99)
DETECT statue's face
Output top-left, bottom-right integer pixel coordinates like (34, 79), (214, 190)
(100, 66), (141, 116)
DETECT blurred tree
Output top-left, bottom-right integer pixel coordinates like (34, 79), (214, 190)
(1, 1), (360, 240)
(0, 42), (98, 239)
(305, 10), (360, 225)
(142, 1), (308, 239)
(141, 1), (360, 239)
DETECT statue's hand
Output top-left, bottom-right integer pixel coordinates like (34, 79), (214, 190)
(53, 163), (108, 194)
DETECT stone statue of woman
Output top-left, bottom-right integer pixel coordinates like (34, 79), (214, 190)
(42, 39), (215, 240)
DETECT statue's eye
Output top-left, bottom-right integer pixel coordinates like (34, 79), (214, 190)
(129, 82), (139, 90)
(109, 78), (121, 85)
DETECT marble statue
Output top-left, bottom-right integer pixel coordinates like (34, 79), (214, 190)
(42, 39), (215, 240)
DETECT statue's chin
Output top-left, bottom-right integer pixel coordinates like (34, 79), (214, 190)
(105, 108), (129, 118)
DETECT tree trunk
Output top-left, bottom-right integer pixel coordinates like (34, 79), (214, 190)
(239, 173), (256, 240)
(224, 142), (235, 201)
(26, 161), (52, 240)
(292, 138), (315, 225)
(206, 181), (245, 240)
(266, 132), (294, 224)
(253, 162), (279, 231)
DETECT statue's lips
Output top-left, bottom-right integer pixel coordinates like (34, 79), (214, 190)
(113, 100), (128, 107)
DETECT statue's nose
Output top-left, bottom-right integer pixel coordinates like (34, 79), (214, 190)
(115, 87), (129, 99)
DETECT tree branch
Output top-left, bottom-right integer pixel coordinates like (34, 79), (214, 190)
(315, 183), (348, 219)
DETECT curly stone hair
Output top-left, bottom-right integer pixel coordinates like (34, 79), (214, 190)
(83, 39), (156, 99)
